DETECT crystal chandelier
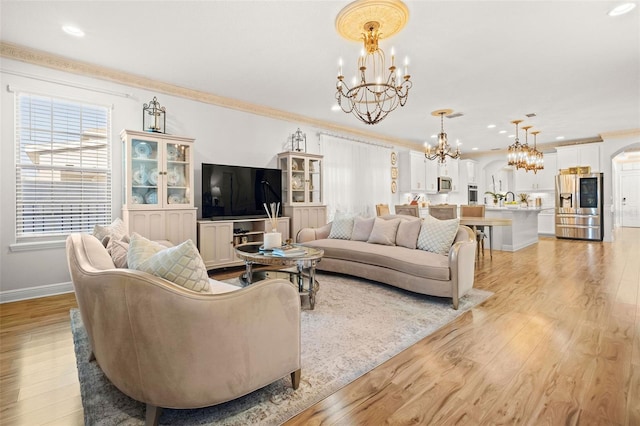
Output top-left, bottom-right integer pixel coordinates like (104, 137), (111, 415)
(425, 109), (461, 163)
(527, 130), (544, 173)
(507, 119), (529, 170)
(335, 0), (412, 125)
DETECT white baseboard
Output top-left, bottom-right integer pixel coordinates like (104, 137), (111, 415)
(0, 281), (74, 304)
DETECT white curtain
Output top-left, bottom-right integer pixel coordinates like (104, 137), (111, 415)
(319, 134), (392, 220)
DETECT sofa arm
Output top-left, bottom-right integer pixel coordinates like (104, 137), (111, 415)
(448, 225), (477, 309)
(296, 222), (332, 243)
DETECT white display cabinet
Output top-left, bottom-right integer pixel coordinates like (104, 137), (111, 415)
(121, 129), (196, 244)
(278, 152), (323, 205)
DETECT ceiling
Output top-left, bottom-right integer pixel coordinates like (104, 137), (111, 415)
(1, 0), (639, 154)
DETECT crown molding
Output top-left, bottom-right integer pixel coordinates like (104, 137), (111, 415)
(600, 128), (640, 140)
(1, 41), (418, 149)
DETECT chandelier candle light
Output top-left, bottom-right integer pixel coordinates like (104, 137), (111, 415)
(424, 109), (461, 163)
(335, 0), (412, 125)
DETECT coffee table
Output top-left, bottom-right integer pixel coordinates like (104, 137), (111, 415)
(234, 243), (324, 309)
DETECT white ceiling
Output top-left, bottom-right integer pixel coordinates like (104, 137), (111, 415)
(2, 0), (639, 153)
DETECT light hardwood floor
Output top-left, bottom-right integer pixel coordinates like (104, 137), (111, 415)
(1, 228), (638, 425)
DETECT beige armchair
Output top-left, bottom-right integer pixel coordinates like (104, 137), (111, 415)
(66, 233), (301, 426)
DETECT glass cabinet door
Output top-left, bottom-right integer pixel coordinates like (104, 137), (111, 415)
(131, 138), (159, 206)
(308, 157), (322, 204)
(165, 143), (191, 206)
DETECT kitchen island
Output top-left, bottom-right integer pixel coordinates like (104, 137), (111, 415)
(484, 206), (544, 251)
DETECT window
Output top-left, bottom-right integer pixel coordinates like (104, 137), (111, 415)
(15, 93), (111, 240)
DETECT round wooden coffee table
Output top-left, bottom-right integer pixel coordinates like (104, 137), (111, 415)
(234, 243), (324, 309)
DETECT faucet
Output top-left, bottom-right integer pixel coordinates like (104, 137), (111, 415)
(505, 191), (515, 202)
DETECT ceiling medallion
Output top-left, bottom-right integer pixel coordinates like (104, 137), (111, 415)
(335, 0), (412, 125)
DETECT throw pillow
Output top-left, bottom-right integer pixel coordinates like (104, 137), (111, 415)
(351, 216), (375, 241)
(135, 239), (210, 292)
(127, 233), (166, 270)
(92, 218), (127, 247)
(110, 238), (129, 268)
(328, 212), (354, 240)
(417, 216), (460, 255)
(367, 217), (401, 246)
(396, 218), (422, 249)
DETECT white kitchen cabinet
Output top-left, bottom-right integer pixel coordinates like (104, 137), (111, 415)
(399, 151), (438, 193)
(513, 153), (557, 192)
(121, 129), (196, 244)
(555, 143), (601, 172)
(197, 217), (290, 269)
(460, 159), (478, 184)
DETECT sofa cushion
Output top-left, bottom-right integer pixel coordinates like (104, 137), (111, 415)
(92, 217), (128, 248)
(127, 233), (167, 270)
(351, 216), (375, 241)
(328, 213), (354, 240)
(367, 217), (401, 246)
(110, 238), (129, 268)
(417, 216), (461, 255)
(396, 218), (422, 249)
(303, 239), (450, 281)
(136, 239), (211, 293)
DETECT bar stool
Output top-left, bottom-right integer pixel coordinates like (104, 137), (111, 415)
(460, 205), (486, 260)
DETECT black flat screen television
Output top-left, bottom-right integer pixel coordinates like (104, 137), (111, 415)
(201, 163), (282, 219)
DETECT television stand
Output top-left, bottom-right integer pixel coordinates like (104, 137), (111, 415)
(197, 216), (290, 270)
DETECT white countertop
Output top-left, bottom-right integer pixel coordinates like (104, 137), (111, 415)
(485, 206), (546, 212)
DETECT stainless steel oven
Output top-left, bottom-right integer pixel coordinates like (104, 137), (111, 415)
(468, 184), (478, 205)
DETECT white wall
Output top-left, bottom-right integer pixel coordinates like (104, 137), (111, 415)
(0, 59), (336, 301)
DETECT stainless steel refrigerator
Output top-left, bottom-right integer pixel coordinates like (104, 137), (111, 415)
(555, 173), (604, 241)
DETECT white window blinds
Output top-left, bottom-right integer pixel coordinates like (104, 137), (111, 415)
(15, 93), (112, 239)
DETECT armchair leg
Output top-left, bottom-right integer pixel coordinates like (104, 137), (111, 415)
(291, 369), (301, 390)
(145, 404), (162, 426)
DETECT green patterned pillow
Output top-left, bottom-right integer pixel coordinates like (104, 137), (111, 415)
(127, 233), (166, 270)
(417, 216), (460, 255)
(135, 239), (210, 292)
(328, 213), (354, 240)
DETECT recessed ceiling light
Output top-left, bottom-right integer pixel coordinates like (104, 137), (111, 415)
(487, 124), (496, 129)
(472, 147), (479, 151)
(331, 104), (341, 112)
(499, 130), (507, 134)
(430, 134), (437, 139)
(608, 3), (636, 16)
(508, 134), (515, 138)
(556, 136), (565, 140)
(62, 25), (85, 37)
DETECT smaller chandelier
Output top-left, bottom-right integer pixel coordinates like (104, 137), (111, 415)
(425, 109), (461, 163)
(507, 119), (528, 170)
(335, 0), (412, 125)
(527, 130), (544, 173)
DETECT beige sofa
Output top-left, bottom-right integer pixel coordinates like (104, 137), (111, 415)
(66, 233), (301, 426)
(297, 215), (477, 309)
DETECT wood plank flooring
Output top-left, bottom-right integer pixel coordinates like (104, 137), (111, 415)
(1, 228), (638, 425)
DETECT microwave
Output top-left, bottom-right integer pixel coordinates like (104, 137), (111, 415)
(438, 176), (452, 193)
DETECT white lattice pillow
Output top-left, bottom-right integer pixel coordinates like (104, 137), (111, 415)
(135, 239), (210, 292)
(127, 233), (166, 270)
(328, 212), (354, 240)
(417, 216), (460, 255)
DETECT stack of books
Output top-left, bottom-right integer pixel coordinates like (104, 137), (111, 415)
(271, 245), (307, 257)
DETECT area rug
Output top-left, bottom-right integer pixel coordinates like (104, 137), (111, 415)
(70, 273), (492, 425)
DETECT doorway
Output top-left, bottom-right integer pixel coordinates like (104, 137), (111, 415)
(613, 150), (640, 228)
